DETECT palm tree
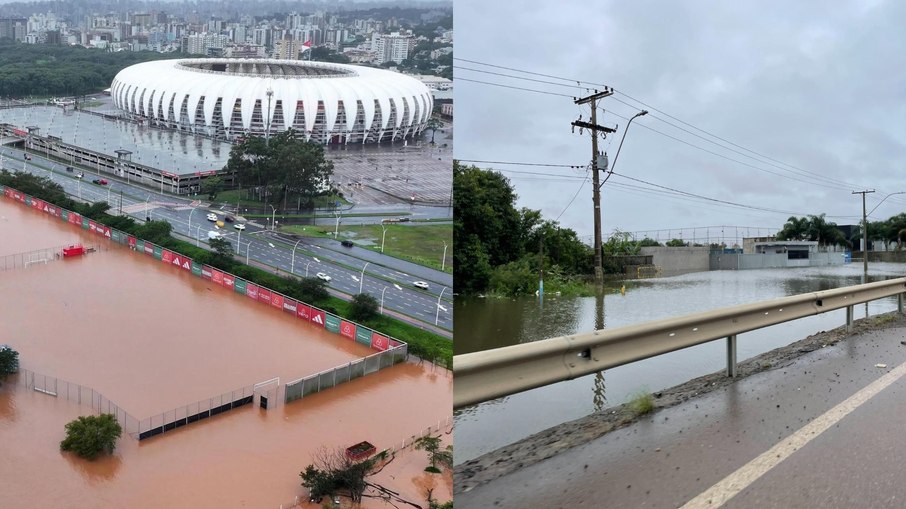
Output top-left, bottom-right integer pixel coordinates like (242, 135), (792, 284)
(424, 117), (444, 144)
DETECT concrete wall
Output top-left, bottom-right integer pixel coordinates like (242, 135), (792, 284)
(711, 252), (846, 271)
(864, 251), (906, 263)
(640, 246), (710, 276)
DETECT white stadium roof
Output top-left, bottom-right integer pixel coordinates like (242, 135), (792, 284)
(111, 58), (434, 144)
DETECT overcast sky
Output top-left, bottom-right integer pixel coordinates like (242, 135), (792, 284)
(454, 0), (906, 245)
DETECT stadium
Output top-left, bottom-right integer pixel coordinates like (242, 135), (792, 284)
(110, 58), (434, 144)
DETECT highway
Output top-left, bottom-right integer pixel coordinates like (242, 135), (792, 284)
(1, 146), (453, 334)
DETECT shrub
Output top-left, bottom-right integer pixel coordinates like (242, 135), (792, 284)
(60, 414), (122, 460)
(627, 391), (655, 416)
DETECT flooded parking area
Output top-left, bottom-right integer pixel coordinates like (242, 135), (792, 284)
(0, 196), (452, 507)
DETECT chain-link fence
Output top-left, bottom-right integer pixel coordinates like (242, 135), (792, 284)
(15, 367), (140, 436)
(0, 244), (103, 271)
(136, 385), (255, 440)
(283, 344), (408, 404)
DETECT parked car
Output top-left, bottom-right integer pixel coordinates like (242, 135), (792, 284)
(224, 215), (235, 223)
(23, 154), (31, 160)
(206, 213), (218, 222)
(413, 281), (430, 290)
(341, 240), (354, 247)
(398, 217), (410, 222)
(65, 166), (73, 172)
(316, 272), (332, 282)
(233, 223), (246, 230)
(92, 179), (108, 185)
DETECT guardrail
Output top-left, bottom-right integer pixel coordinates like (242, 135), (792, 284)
(453, 277), (906, 409)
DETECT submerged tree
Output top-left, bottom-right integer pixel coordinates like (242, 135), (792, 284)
(60, 414), (122, 460)
(300, 447), (416, 506)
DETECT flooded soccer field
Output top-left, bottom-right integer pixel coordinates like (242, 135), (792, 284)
(0, 197), (452, 507)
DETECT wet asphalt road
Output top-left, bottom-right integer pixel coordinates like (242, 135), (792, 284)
(457, 324), (906, 508)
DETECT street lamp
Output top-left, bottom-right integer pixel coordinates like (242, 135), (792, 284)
(145, 194), (152, 221)
(868, 191), (906, 218)
(381, 221), (388, 253)
(195, 224), (202, 244)
(236, 225), (242, 253)
(265, 87), (273, 144)
(245, 241), (252, 264)
(435, 287), (447, 326)
(291, 237), (304, 274)
(380, 286), (389, 315)
(334, 209), (341, 238)
(602, 110), (649, 185)
(441, 240), (448, 271)
(305, 260), (314, 277)
(359, 262), (369, 294)
(187, 206), (199, 245)
(269, 204), (277, 231)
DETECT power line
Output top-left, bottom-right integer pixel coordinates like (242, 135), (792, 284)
(556, 177), (589, 222)
(456, 159), (583, 169)
(455, 77), (574, 98)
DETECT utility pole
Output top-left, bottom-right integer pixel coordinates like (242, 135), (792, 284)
(853, 189), (875, 283)
(573, 89), (616, 286)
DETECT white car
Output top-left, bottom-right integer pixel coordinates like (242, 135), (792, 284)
(316, 272), (331, 282)
(413, 281), (430, 290)
(234, 223), (246, 230)
(206, 213), (218, 222)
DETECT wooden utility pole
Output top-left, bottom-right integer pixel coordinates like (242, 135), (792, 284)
(573, 89), (616, 286)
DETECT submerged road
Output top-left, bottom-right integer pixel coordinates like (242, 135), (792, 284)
(457, 316), (906, 508)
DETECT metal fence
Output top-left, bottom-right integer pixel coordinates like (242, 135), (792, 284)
(283, 344), (408, 404)
(15, 367), (140, 436)
(0, 244), (99, 271)
(136, 384), (255, 440)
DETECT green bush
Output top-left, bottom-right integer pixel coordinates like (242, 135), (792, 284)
(60, 414), (122, 460)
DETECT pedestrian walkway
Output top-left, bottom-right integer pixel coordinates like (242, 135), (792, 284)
(456, 315), (906, 508)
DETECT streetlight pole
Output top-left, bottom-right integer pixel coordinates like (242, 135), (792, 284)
(305, 261), (313, 277)
(187, 206), (198, 245)
(245, 241), (251, 264)
(381, 221), (388, 253)
(269, 204), (276, 231)
(435, 287), (447, 326)
(603, 110), (649, 185)
(236, 226), (242, 253)
(265, 87), (273, 145)
(380, 286), (388, 315)
(868, 191), (906, 218)
(334, 210), (341, 238)
(195, 224), (202, 244)
(291, 237), (304, 274)
(853, 190), (875, 282)
(441, 240), (448, 271)
(145, 194), (152, 221)
(359, 262), (369, 294)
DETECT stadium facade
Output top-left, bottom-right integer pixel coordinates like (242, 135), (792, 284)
(111, 58), (434, 144)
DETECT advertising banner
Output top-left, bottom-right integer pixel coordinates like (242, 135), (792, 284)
(201, 265), (213, 279)
(128, 235), (137, 249)
(97, 225), (111, 239)
(135, 239), (144, 252)
(25, 196), (31, 206)
(355, 327), (373, 347)
(223, 273), (235, 289)
(371, 333), (390, 351)
(270, 293), (284, 311)
(257, 288), (272, 305)
(296, 303), (311, 321)
(60, 209), (69, 221)
(0, 185), (4, 194)
(324, 313), (340, 333)
(45, 204), (59, 218)
(234, 278), (247, 295)
(162, 249), (174, 264)
(88, 220), (97, 234)
(245, 283), (258, 300)
(340, 320), (356, 340)
(153, 245), (163, 260)
(29, 198), (41, 211)
(389, 339), (403, 348)
(212, 269), (224, 285)
(170, 253), (192, 271)
(191, 261), (203, 277)
(16, 191), (25, 203)
(111, 230), (123, 243)
(81, 216), (89, 230)
(68, 212), (81, 226)
(282, 297), (298, 315)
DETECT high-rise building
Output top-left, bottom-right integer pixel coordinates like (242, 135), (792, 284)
(371, 32), (415, 64)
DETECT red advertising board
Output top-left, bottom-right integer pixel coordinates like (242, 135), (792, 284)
(212, 269), (224, 285)
(69, 212), (81, 226)
(246, 283), (259, 300)
(170, 253), (192, 271)
(296, 303), (311, 321)
(389, 339), (402, 348)
(143, 242), (154, 256)
(3, 188), (11, 198)
(201, 265), (213, 280)
(310, 308), (326, 328)
(223, 273), (235, 289)
(88, 220), (98, 234)
(98, 225), (110, 238)
(371, 333), (389, 351)
(282, 297), (298, 315)
(258, 288), (272, 305)
(162, 249), (174, 263)
(340, 320), (356, 340)
(128, 236), (137, 249)
(30, 198), (43, 211)
(271, 293), (284, 310)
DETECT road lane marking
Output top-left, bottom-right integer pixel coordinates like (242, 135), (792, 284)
(682, 361), (906, 508)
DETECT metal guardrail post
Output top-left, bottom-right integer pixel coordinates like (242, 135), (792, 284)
(726, 334), (737, 377)
(846, 305), (854, 331)
(900, 294), (904, 314)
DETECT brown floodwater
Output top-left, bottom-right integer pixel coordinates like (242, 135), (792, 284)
(0, 197), (452, 508)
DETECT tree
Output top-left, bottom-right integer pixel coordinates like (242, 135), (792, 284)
(300, 448), (382, 504)
(225, 130), (334, 210)
(201, 175), (223, 200)
(665, 238), (687, 247)
(349, 293), (379, 321)
(208, 237), (233, 260)
(424, 116), (444, 144)
(135, 220), (172, 244)
(0, 346), (19, 385)
(60, 414), (122, 460)
(414, 435), (453, 473)
(295, 277), (329, 303)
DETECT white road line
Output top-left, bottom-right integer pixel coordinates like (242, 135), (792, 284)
(682, 361), (906, 509)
